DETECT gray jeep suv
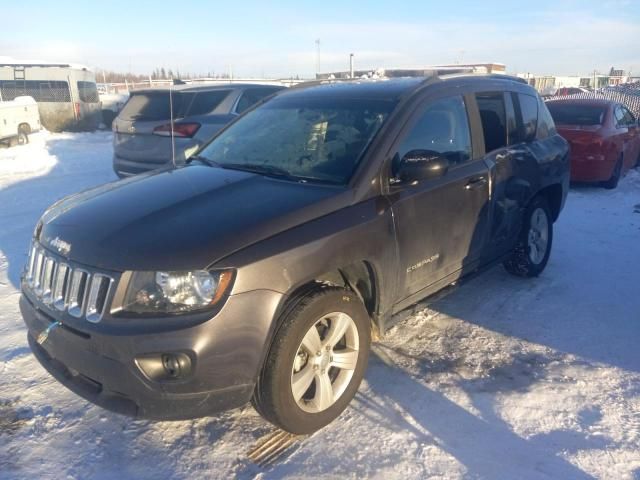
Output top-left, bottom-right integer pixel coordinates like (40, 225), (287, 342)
(112, 83), (283, 177)
(21, 73), (569, 434)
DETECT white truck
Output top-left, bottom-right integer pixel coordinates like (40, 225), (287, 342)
(0, 96), (41, 146)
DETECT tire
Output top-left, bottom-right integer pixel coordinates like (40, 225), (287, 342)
(17, 125), (29, 146)
(101, 110), (116, 129)
(253, 286), (371, 434)
(602, 156), (622, 189)
(503, 196), (553, 278)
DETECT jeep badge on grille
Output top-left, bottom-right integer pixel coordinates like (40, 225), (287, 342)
(47, 236), (71, 256)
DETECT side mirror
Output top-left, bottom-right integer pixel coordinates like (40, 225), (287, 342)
(394, 149), (450, 184)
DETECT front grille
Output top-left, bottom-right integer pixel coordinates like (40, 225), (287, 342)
(25, 242), (114, 323)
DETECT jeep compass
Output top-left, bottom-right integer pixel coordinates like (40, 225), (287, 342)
(20, 73), (569, 434)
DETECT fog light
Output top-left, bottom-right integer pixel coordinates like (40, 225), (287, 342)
(136, 352), (192, 381)
(162, 353), (190, 378)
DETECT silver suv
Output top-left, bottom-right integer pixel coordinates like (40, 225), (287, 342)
(112, 83), (283, 177)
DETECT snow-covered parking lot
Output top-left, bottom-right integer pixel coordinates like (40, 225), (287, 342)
(1, 131), (639, 480)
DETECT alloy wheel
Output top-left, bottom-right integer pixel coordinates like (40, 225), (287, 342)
(290, 312), (360, 413)
(527, 207), (549, 265)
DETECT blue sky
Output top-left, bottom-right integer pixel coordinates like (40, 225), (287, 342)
(3, 0), (638, 78)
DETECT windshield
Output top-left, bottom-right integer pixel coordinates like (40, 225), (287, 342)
(546, 103), (606, 126)
(197, 96), (395, 184)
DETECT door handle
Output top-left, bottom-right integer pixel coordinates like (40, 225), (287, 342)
(465, 176), (487, 190)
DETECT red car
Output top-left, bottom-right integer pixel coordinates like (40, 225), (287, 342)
(547, 99), (640, 188)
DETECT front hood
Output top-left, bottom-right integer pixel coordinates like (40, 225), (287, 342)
(38, 165), (346, 271)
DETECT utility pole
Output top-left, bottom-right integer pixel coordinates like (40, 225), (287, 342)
(315, 39), (321, 76)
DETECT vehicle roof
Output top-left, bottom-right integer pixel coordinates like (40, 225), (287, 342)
(546, 98), (617, 108)
(279, 77), (425, 101)
(275, 74), (530, 102)
(132, 83), (284, 94)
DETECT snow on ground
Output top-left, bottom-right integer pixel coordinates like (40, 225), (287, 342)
(0, 132), (639, 480)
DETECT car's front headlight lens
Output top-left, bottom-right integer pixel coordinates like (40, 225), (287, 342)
(120, 270), (233, 315)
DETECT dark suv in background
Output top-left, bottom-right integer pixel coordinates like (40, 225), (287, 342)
(21, 73), (569, 434)
(112, 83), (283, 177)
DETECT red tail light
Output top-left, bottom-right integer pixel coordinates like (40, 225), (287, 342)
(74, 102), (81, 119)
(153, 122), (201, 138)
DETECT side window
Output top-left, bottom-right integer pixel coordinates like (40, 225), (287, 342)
(77, 81), (99, 103)
(517, 93), (538, 143)
(475, 92), (508, 152)
(536, 97), (557, 140)
(236, 88), (278, 114)
(187, 90), (230, 116)
(395, 96), (472, 168)
(504, 93), (519, 146)
(614, 106), (625, 127)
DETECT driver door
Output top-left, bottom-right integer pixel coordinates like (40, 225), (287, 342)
(387, 95), (490, 303)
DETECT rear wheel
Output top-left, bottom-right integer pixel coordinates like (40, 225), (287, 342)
(17, 125), (29, 146)
(253, 287), (371, 434)
(504, 196), (553, 278)
(602, 156), (622, 189)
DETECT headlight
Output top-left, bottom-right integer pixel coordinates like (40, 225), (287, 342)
(120, 270), (233, 315)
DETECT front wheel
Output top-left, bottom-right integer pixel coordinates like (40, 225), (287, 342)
(253, 287), (371, 434)
(504, 196), (553, 278)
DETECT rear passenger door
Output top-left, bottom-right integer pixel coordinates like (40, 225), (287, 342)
(388, 94), (490, 303)
(475, 91), (534, 259)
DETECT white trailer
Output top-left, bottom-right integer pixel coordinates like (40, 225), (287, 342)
(0, 62), (101, 132)
(0, 96), (41, 146)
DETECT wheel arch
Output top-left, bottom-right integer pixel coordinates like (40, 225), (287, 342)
(280, 260), (380, 332)
(536, 183), (563, 222)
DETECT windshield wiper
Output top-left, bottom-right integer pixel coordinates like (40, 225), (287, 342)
(220, 163), (304, 182)
(189, 155), (222, 168)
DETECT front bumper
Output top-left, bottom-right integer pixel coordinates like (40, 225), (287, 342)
(21, 288), (284, 420)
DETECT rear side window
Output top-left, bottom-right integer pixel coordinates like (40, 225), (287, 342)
(236, 88), (279, 114)
(476, 92), (508, 152)
(536, 98), (557, 139)
(77, 81), (99, 103)
(185, 90), (230, 116)
(0, 80), (71, 102)
(517, 93), (538, 142)
(397, 96), (472, 166)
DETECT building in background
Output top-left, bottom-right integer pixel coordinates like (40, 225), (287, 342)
(520, 67), (635, 94)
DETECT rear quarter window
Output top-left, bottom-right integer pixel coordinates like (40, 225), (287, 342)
(536, 98), (557, 140)
(185, 90), (231, 116)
